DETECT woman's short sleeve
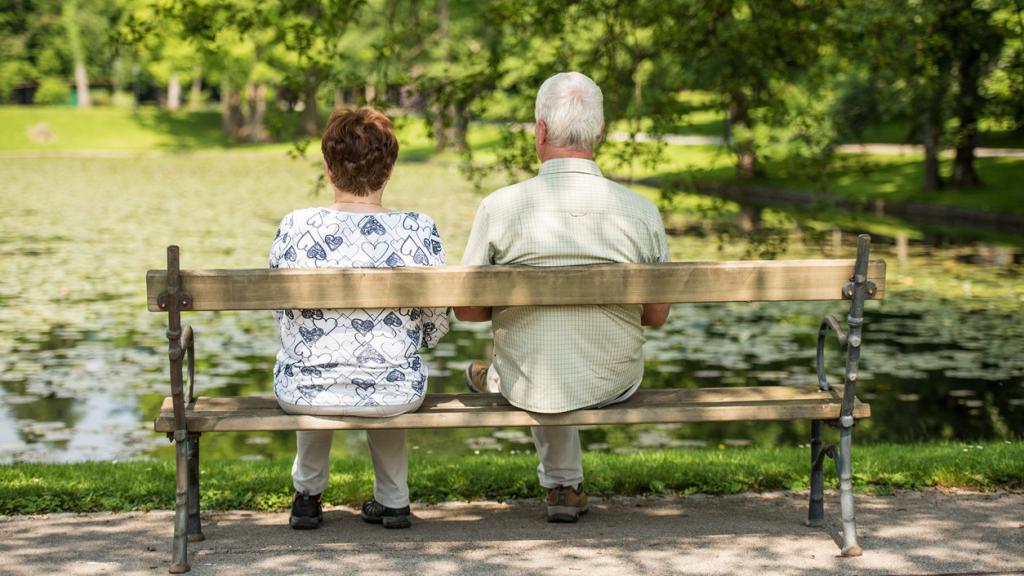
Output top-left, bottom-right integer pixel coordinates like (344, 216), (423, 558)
(419, 216), (450, 348)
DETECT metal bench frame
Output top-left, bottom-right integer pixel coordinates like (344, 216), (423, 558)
(150, 235), (882, 573)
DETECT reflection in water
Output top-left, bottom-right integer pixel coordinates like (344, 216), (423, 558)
(0, 156), (1022, 462)
(0, 387), (28, 457)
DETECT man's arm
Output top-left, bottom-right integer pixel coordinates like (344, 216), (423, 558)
(454, 306), (492, 322)
(641, 303), (670, 327)
(455, 201), (494, 323)
(641, 212), (672, 328)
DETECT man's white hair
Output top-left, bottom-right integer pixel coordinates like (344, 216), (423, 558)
(534, 71), (604, 151)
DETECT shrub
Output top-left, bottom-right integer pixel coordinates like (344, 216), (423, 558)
(90, 89), (112, 106)
(33, 77), (70, 105)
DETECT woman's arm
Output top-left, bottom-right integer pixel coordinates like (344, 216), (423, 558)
(454, 306), (492, 322)
(420, 308), (451, 348)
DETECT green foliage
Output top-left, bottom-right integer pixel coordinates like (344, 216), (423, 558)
(0, 442), (1020, 514)
(0, 60), (36, 101)
(88, 87), (111, 106)
(4, 0), (1021, 189)
(32, 76), (70, 105)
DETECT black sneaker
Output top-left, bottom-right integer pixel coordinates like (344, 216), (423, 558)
(361, 499), (412, 529)
(290, 491), (323, 530)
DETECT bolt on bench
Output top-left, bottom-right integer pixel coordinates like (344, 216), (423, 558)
(147, 234), (885, 573)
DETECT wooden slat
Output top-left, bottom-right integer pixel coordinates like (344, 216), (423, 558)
(159, 386), (849, 413)
(146, 260), (887, 312)
(154, 387), (870, 432)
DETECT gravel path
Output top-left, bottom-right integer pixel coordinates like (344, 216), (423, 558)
(2, 491), (1022, 575)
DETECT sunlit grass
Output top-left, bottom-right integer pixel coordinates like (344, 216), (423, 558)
(0, 106), (290, 152)
(1, 442), (1019, 514)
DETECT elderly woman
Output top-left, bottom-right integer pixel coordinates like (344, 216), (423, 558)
(269, 108), (448, 530)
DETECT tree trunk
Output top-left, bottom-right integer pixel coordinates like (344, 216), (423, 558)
(430, 102), (469, 152)
(922, 118), (943, 192)
(299, 77), (320, 137)
(431, 102), (448, 152)
(951, 136), (980, 188)
(73, 62), (91, 108)
(167, 73), (181, 111)
(950, 38), (983, 188)
(430, 0), (455, 152)
(241, 81), (269, 143)
(728, 92), (758, 179)
(220, 78), (243, 138)
(737, 204), (762, 232)
(451, 104), (469, 151)
(188, 65), (203, 111)
(220, 78), (231, 134)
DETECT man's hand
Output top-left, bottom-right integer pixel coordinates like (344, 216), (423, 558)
(454, 306), (492, 322)
(641, 303), (670, 327)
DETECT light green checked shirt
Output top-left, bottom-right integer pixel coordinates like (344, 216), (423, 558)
(461, 158), (670, 413)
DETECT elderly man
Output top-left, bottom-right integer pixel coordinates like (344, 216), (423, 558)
(455, 71), (671, 523)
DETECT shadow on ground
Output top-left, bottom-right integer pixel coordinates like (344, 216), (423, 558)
(2, 491), (1022, 575)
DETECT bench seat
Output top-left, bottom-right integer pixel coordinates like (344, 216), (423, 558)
(155, 385), (870, 432)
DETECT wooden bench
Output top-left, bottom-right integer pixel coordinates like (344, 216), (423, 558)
(147, 235), (885, 573)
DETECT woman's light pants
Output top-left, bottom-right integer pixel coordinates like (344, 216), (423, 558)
(278, 399), (422, 509)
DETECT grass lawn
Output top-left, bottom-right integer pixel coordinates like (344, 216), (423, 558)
(1, 442), (1019, 514)
(854, 120), (1024, 149)
(0, 106), (275, 152)
(0, 105), (502, 162)
(816, 154), (1024, 214)
(644, 144), (1024, 218)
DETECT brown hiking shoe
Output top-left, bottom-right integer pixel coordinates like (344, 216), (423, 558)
(464, 360), (492, 393)
(546, 484), (589, 523)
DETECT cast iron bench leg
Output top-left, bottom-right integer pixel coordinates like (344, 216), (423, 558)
(838, 426), (862, 556)
(187, 432), (204, 542)
(170, 431), (191, 573)
(807, 420), (825, 527)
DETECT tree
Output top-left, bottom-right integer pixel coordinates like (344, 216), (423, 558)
(655, 0), (834, 179)
(949, 1), (1004, 188)
(62, 0), (90, 106)
(368, 0), (511, 153)
(0, 0), (37, 102)
(835, 0), (1012, 192)
(1, 0), (121, 105)
(148, 0), (366, 137)
(985, 2), (1024, 135)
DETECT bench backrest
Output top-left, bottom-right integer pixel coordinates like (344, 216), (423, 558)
(147, 259), (886, 312)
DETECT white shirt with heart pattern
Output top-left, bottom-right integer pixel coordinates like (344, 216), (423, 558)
(269, 207), (449, 410)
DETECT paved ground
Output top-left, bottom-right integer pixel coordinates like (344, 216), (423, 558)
(1, 491), (1022, 575)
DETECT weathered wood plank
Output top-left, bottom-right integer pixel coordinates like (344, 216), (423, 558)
(146, 260), (887, 312)
(160, 386), (848, 413)
(154, 387), (870, 432)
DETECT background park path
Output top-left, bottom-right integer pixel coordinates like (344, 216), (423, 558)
(1, 490), (1021, 575)
(604, 130), (1024, 158)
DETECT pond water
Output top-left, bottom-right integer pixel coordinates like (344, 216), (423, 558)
(0, 155), (1022, 463)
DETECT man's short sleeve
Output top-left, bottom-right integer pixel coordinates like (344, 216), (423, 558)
(654, 219), (670, 263)
(460, 201), (493, 266)
(644, 209), (671, 264)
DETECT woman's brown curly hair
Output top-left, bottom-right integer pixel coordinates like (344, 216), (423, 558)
(321, 108), (399, 196)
